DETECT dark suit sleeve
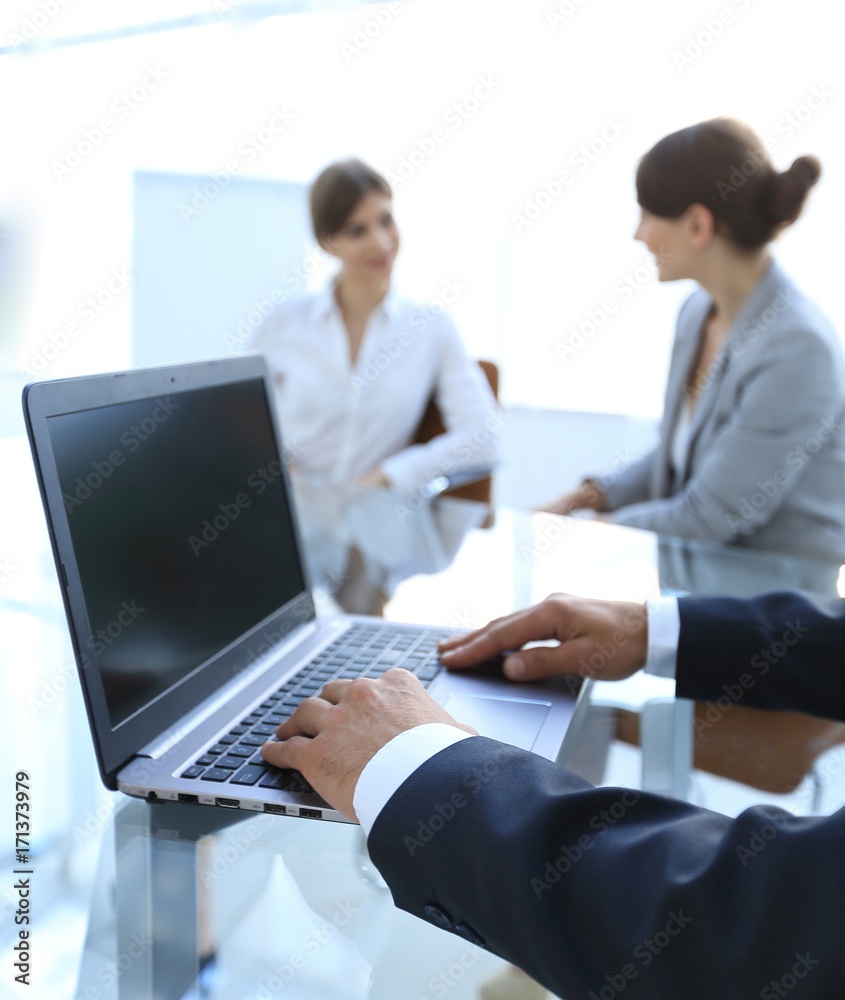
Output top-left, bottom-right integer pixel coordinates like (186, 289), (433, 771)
(368, 737), (845, 999)
(676, 591), (845, 720)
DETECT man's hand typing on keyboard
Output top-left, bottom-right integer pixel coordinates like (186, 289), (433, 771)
(260, 669), (475, 822)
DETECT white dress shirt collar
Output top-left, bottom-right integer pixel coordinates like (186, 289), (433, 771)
(308, 278), (401, 330)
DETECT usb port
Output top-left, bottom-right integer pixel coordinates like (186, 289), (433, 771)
(215, 797), (240, 809)
(264, 803), (286, 815)
(178, 793), (198, 804)
(299, 808), (322, 820)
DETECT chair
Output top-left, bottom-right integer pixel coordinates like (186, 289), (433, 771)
(413, 360), (499, 505)
(615, 701), (845, 808)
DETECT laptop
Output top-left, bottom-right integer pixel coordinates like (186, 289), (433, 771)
(23, 355), (579, 823)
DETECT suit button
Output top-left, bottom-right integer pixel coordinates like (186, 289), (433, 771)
(424, 904), (453, 929)
(455, 923), (485, 948)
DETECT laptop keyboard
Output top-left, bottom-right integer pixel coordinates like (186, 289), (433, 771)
(179, 622), (453, 794)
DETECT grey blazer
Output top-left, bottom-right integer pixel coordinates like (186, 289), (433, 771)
(600, 260), (845, 562)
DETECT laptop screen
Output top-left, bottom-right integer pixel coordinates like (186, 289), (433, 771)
(46, 376), (305, 729)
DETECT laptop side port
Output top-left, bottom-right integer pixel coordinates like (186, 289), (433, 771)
(299, 808), (322, 820)
(215, 797), (240, 809)
(264, 803), (286, 815)
(178, 793), (198, 804)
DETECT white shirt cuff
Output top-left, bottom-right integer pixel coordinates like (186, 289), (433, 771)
(353, 723), (473, 835)
(644, 596), (680, 679)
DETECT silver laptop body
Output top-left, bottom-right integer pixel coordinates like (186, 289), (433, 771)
(24, 356), (578, 823)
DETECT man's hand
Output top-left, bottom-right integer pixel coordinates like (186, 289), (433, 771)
(438, 593), (648, 684)
(261, 669), (474, 822)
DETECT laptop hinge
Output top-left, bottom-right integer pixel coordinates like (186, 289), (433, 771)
(137, 621), (320, 760)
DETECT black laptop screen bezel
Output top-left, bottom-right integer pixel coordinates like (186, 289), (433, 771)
(23, 355), (315, 789)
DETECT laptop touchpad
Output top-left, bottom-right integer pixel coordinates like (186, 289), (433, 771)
(442, 695), (551, 751)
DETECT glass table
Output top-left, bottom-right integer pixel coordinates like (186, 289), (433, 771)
(4, 468), (844, 999)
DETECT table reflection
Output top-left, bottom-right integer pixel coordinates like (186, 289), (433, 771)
(75, 800), (502, 1000)
(291, 476), (490, 616)
(657, 532), (843, 598)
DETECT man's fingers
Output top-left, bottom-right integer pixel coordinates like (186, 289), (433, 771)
(502, 637), (592, 681)
(439, 632), (511, 669)
(437, 609), (529, 654)
(318, 678), (353, 704)
(260, 733), (311, 772)
(274, 695), (333, 739)
(439, 607), (561, 669)
(438, 625), (498, 654)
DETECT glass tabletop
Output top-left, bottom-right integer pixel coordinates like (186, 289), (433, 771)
(3, 462), (844, 999)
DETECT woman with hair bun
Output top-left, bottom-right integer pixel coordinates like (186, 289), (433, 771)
(546, 118), (845, 561)
(248, 158), (501, 493)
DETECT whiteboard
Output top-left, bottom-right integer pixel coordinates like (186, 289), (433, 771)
(132, 170), (308, 366)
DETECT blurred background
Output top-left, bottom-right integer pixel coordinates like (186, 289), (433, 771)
(1, 0), (843, 420)
(0, 1), (843, 993)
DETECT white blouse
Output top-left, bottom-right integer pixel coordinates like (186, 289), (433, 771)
(247, 284), (502, 494)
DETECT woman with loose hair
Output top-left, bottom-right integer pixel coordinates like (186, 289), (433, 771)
(545, 118), (845, 561)
(249, 158), (501, 493)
